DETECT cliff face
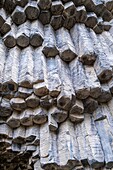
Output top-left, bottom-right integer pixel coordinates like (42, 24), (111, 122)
(1, 0), (113, 170)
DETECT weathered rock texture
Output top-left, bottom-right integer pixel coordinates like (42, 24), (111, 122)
(1, 0), (113, 170)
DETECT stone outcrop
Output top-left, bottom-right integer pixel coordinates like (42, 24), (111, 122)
(1, 0), (113, 170)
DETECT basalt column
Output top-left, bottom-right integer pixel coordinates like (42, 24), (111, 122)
(1, 0), (113, 170)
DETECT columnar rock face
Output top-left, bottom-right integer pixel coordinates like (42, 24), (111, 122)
(1, 0), (113, 170)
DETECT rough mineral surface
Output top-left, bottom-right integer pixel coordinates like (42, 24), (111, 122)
(1, 0), (113, 170)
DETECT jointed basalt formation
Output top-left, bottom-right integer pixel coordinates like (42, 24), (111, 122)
(1, 0), (113, 170)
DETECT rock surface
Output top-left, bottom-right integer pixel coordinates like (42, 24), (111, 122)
(0, 0), (113, 170)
